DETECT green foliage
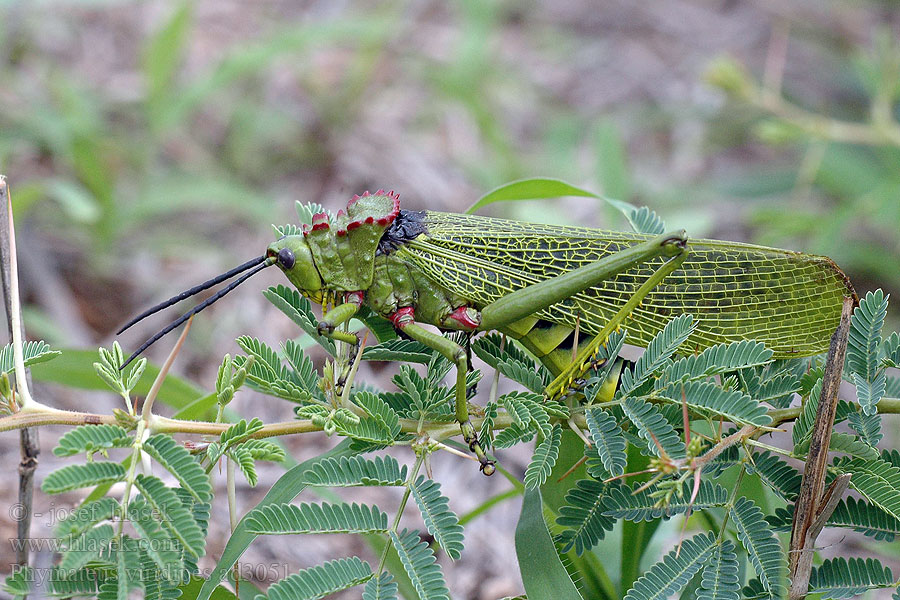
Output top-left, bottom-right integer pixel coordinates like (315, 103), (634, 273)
(525, 424), (562, 489)
(659, 340), (773, 387)
(93, 342), (147, 400)
(619, 314), (695, 396)
(262, 557), (373, 600)
(847, 290), (890, 414)
(362, 572), (398, 600)
(246, 502), (388, 535)
(745, 451), (801, 501)
(659, 380), (771, 426)
(262, 285), (337, 356)
(143, 434), (213, 502)
(602, 480), (729, 521)
(53, 424), (130, 457)
(390, 529), (450, 600)
(301, 455), (407, 487)
(0, 340), (60, 374)
(837, 455), (900, 521)
(621, 397), (685, 459)
(411, 477), (465, 559)
(235, 336), (318, 403)
(623, 531), (716, 600)
(584, 407), (626, 477)
(555, 478), (615, 555)
(808, 557), (894, 599)
(730, 497), (788, 599)
(697, 541), (740, 600)
(133, 474), (206, 558)
(42, 461), (126, 493)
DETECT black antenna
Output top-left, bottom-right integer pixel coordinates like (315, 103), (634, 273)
(117, 255), (269, 335)
(119, 259), (274, 370)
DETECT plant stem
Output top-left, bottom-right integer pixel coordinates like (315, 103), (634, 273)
(377, 455), (425, 574)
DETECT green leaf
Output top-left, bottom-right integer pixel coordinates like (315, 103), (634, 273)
(0, 340), (60, 374)
(584, 408), (626, 477)
(263, 557), (373, 600)
(59, 523), (115, 572)
(793, 377), (822, 446)
(882, 331), (900, 368)
(363, 339), (434, 364)
(772, 497), (900, 541)
(623, 531), (716, 600)
(236, 337), (314, 403)
(390, 529), (450, 600)
(237, 439), (286, 463)
(746, 451), (801, 501)
(848, 410), (883, 446)
(302, 455), (407, 487)
(555, 478), (615, 555)
(659, 340), (773, 387)
(847, 289), (888, 382)
(143, 434), (213, 502)
(227, 446), (258, 486)
(853, 371), (887, 417)
(411, 477), (465, 560)
(514, 487), (583, 600)
(262, 285), (336, 355)
(660, 381), (771, 426)
(246, 502), (388, 535)
(42, 462), (126, 494)
(362, 572), (398, 600)
(133, 474), (205, 558)
(128, 500), (184, 579)
(808, 557), (894, 599)
(524, 424), (562, 489)
(730, 496), (788, 598)
(500, 391), (551, 437)
(697, 541), (740, 600)
(837, 456), (900, 521)
(55, 497), (119, 539)
(466, 178), (601, 214)
(196, 440), (356, 600)
(602, 480), (729, 521)
(622, 397), (686, 459)
(53, 424), (130, 457)
(620, 314), (695, 396)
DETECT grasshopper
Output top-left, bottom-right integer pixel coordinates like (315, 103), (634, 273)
(118, 190), (856, 474)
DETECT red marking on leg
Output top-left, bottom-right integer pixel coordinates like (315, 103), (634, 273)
(390, 307), (415, 328)
(344, 291), (365, 307)
(446, 306), (481, 330)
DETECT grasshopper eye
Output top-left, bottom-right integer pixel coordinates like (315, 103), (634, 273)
(278, 247), (295, 269)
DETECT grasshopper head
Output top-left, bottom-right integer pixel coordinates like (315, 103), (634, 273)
(267, 236), (324, 300)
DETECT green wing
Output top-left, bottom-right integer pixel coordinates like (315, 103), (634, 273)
(396, 211), (856, 358)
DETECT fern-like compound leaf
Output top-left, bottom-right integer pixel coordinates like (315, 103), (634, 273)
(746, 451), (801, 501)
(143, 434), (213, 502)
(847, 410), (883, 447)
(623, 531), (716, 600)
(837, 456), (900, 520)
(622, 397), (686, 459)
(660, 340), (772, 387)
(602, 480), (729, 522)
(730, 496), (788, 598)
(619, 314), (695, 396)
(54, 497), (119, 540)
(697, 540), (740, 600)
(133, 474), (205, 558)
(246, 502), (388, 535)
(363, 572), (398, 600)
(411, 477), (465, 560)
(228, 446), (259, 486)
(42, 462), (126, 494)
(53, 424), (130, 457)
(302, 455), (407, 487)
(660, 380), (771, 426)
(262, 284), (336, 355)
(58, 523), (115, 573)
(584, 408), (626, 477)
(0, 340), (60, 375)
(525, 425), (561, 490)
(363, 339), (433, 364)
(808, 557), (894, 599)
(765, 497), (900, 541)
(127, 499), (184, 579)
(792, 377), (822, 446)
(847, 289), (887, 382)
(391, 529), (450, 600)
(263, 556), (373, 600)
(555, 478), (615, 555)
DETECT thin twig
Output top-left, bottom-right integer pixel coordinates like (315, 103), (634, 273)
(788, 297), (854, 600)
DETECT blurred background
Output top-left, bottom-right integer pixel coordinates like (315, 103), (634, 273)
(1, 1), (899, 598)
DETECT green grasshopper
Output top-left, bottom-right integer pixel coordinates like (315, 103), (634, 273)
(118, 190), (856, 474)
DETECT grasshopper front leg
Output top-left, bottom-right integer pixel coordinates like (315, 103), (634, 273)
(390, 307), (496, 475)
(317, 292), (365, 396)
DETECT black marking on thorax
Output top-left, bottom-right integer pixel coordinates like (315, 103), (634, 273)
(377, 210), (428, 255)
